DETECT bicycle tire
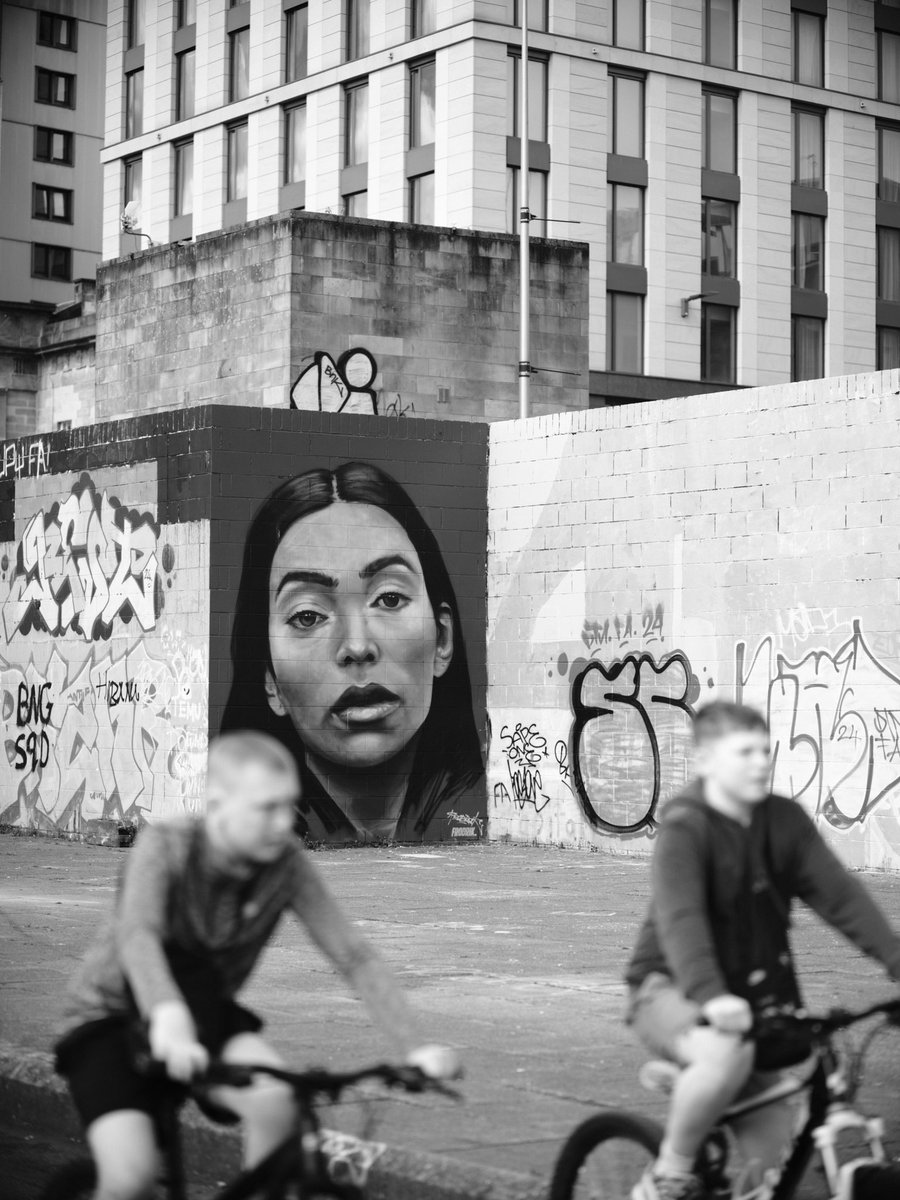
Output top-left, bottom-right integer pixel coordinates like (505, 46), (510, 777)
(549, 1111), (663, 1200)
(39, 1159), (96, 1200)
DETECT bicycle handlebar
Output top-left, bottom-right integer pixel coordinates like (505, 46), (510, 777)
(199, 1059), (463, 1101)
(699, 996), (900, 1038)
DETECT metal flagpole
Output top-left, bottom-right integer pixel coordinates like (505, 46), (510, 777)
(518, 1), (531, 420)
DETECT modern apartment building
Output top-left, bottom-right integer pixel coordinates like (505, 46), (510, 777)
(100, 0), (900, 405)
(0, 0), (107, 306)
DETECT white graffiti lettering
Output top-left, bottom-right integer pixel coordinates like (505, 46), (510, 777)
(0, 439), (50, 481)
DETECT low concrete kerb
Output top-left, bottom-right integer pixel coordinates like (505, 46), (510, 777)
(0, 1041), (547, 1200)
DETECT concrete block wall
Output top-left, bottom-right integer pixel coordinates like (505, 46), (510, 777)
(486, 368), (900, 871)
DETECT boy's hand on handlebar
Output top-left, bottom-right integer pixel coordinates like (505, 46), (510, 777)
(702, 994), (754, 1035)
(405, 1043), (462, 1081)
(149, 1001), (209, 1083)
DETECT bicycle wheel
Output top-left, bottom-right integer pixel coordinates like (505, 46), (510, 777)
(39, 1159), (96, 1200)
(549, 1111), (663, 1200)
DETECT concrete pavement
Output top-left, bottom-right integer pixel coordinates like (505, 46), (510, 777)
(3, 832), (900, 1197)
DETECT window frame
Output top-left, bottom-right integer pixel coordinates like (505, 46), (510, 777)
(35, 67), (75, 109)
(229, 26), (250, 103)
(346, 0), (370, 61)
(123, 155), (143, 211)
(792, 8), (825, 87)
(878, 123), (900, 203)
(176, 48), (196, 122)
(608, 183), (644, 267)
(227, 121), (249, 203)
(32, 183), (73, 224)
(791, 314), (825, 381)
(702, 197), (738, 278)
(878, 30), (900, 104)
(704, 0), (738, 69)
(877, 226), (900, 302)
(613, 0), (644, 49)
(512, 0), (549, 31)
(700, 302), (736, 384)
(31, 243), (72, 281)
(606, 291), (644, 375)
(177, 0), (196, 28)
(285, 3), (309, 82)
(127, 0), (145, 49)
(702, 88), (738, 175)
(507, 49), (549, 143)
(792, 105), (825, 189)
(412, 0), (438, 38)
(877, 325), (900, 371)
(284, 101), (307, 184)
(409, 58), (437, 148)
(791, 212), (825, 291)
(409, 172), (436, 224)
(125, 68), (144, 138)
(609, 70), (645, 161)
(173, 138), (194, 217)
(344, 80), (369, 167)
(34, 126), (74, 166)
(37, 12), (77, 51)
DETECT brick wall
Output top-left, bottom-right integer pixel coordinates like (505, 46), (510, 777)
(486, 368), (900, 871)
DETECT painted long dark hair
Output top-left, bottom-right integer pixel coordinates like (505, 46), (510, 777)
(221, 462), (484, 830)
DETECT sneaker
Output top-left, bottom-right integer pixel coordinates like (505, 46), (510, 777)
(631, 1165), (704, 1200)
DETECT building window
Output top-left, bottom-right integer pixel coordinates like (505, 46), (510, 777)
(33, 184), (73, 223)
(345, 82), (369, 166)
(792, 213), (824, 290)
(878, 125), (900, 203)
(174, 139), (194, 216)
(413, 0), (437, 37)
(124, 156), (143, 210)
(878, 227), (900, 302)
(128, 0), (145, 48)
(34, 127), (73, 165)
(227, 122), (248, 201)
(702, 90), (737, 174)
(347, 0), (370, 60)
(512, 0), (549, 30)
(507, 168), (547, 236)
(879, 32), (900, 103)
(609, 72), (644, 159)
(608, 184), (643, 265)
(38, 12), (76, 50)
(36, 68), (75, 108)
(792, 107), (824, 188)
(177, 0), (196, 27)
(230, 27), (250, 102)
(613, 0), (644, 49)
(31, 243), (72, 281)
(791, 316), (824, 380)
(125, 69), (143, 138)
(702, 199), (737, 276)
(410, 173), (435, 223)
(507, 52), (548, 141)
(176, 49), (195, 121)
(286, 4), (308, 82)
(345, 191), (368, 217)
(878, 327), (900, 370)
(792, 9), (824, 87)
(701, 303), (735, 384)
(704, 0), (737, 69)
(410, 60), (436, 147)
(285, 103), (307, 183)
(607, 293), (643, 374)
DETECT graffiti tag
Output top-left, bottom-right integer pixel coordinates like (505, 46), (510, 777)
(446, 808), (484, 838)
(2, 473), (160, 642)
(582, 603), (665, 651)
(290, 348), (379, 415)
(496, 722), (553, 813)
(0, 439), (50, 481)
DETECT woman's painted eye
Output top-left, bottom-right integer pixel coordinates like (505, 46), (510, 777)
(289, 609), (326, 630)
(374, 592), (408, 611)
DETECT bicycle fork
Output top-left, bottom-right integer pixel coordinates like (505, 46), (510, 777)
(812, 1106), (887, 1199)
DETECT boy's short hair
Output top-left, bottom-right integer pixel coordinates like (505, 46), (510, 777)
(207, 730), (298, 783)
(693, 701), (768, 745)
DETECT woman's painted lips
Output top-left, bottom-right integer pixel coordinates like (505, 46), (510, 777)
(331, 684), (402, 725)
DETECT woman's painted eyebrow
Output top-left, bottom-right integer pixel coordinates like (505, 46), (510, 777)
(360, 554), (418, 581)
(275, 569), (339, 597)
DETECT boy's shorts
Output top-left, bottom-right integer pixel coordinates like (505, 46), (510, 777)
(55, 1001), (262, 1131)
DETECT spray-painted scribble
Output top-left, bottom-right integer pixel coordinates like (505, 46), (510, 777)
(775, 604), (851, 650)
(495, 722), (553, 813)
(0, 438), (50, 481)
(2, 473), (160, 642)
(736, 620), (900, 830)
(446, 808), (484, 838)
(570, 650), (699, 835)
(290, 348), (379, 415)
(581, 604), (665, 652)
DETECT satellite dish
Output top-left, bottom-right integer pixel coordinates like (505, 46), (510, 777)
(121, 200), (141, 231)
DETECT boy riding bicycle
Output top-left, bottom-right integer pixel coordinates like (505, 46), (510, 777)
(54, 731), (459, 1200)
(625, 701), (900, 1200)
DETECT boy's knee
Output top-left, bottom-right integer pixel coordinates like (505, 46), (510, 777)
(677, 1026), (755, 1079)
(95, 1157), (157, 1200)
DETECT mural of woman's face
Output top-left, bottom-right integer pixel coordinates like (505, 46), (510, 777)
(265, 502), (453, 771)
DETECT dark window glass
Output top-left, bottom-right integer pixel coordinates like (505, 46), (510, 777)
(35, 127), (73, 165)
(124, 156), (143, 209)
(176, 49), (195, 121)
(410, 60), (436, 147)
(792, 213), (824, 290)
(38, 13), (76, 50)
(507, 53), (548, 141)
(613, 0), (643, 49)
(703, 90), (736, 173)
(32, 243), (72, 280)
(705, 0), (736, 69)
(227, 123), (248, 202)
(609, 73), (644, 159)
(177, 0), (196, 27)
(347, 0), (370, 60)
(792, 108), (824, 188)
(507, 168), (547, 237)
(174, 140), (194, 216)
(36, 68), (74, 108)
(878, 127), (900, 203)
(791, 315), (824, 381)
(285, 104), (307, 183)
(345, 191), (368, 217)
(345, 83), (369, 165)
(793, 10), (824, 87)
(413, 0), (437, 36)
(880, 32), (900, 104)
(286, 5), (308, 81)
(128, 0), (145, 48)
(230, 28), (250, 102)
(33, 184), (73, 223)
(126, 70), (144, 137)
(877, 327), (900, 370)
(701, 303), (735, 383)
(702, 199), (737, 276)
(507, 0), (549, 30)
(608, 183), (643, 265)
(410, 173), (435, 223)
(878, 227), (900, 302)
(607, 292), (643, 374)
